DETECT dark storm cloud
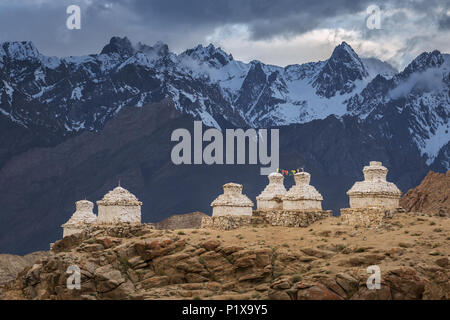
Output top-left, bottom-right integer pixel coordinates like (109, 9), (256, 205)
(116, 0), (375, 39)
(438, 12), (450, 30)
(0, 0), (448, 68)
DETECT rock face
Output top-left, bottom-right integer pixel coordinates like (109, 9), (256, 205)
(154, 212), (208, 230)
(0, 251), (49, 285)
(283, 172), (323, 210)
(62, 200), (97, 237)
(400, 171), (450, 215)
(97, 185), (142, 224)
(347, 161), (402, 209)
(211, 183), (254, 217)
(256, 172), (287, 210)
(1, 212), (448, 300)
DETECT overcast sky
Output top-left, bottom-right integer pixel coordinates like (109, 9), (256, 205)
(0, 0), (448, 70)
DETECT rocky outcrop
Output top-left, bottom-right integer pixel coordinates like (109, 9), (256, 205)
(1, 212), (448, 300)
(400, 171), (450, 216)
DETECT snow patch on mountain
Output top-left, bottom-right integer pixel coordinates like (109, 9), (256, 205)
(0, 37), (448, 169)
(421, 122), (450, 165)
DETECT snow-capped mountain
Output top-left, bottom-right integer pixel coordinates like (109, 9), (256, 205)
(347, 50), (450, 167)
(0, 37), (448, 169)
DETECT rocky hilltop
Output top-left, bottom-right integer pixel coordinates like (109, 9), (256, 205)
(401, 171), (450, 215)
(1, 213), (448, 300)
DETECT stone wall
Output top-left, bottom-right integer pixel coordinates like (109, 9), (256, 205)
(201, 215), (264, 230)
(201, 209), (332, 230)
(254, 210), (332, 227)
(340, 207), (405, 228)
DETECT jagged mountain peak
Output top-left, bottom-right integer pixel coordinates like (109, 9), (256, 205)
(312, 41), (368, 98)
(401, 50), (444, 76)
(181, 43), (233, 67)
(136, 40), (169, 57)
(328, 41), (367, 73)
(330, 42), (360, 60)
(0, 40), (40, 61)
(100, 36), (135, 57)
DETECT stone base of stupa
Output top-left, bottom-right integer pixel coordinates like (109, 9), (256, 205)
(201, 209), (332, 230)
(340, 207), (405, 228)
(254, 209), (332, 227)
(201, 215), (264, 230)
(62, 225), (86, 238)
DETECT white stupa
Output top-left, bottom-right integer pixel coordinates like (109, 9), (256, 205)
(346, 161), (401, 209)
(62, 200), (97, 237)
(256, 172), (287, 210)
(282, 171), (323, 210)
(211, 183), (254, 216)
(96, 182), (142, 224)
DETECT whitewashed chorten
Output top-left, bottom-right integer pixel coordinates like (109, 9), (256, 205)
(211, 183), (254, 216)
(282, 171), (323, 210)
(62, 200), (97, 237)
(96, 182), (142, 224)
(256, 172), (287, 210)
(346, 161), (401, 209)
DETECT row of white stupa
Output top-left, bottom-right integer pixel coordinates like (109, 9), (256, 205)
(62, 161), (401, 236)
(211, 161), (402, 216)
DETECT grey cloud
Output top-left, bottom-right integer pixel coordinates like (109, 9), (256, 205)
(119, 0), (375, 40)
(0, 0), (447, 69)
(438, 12), (450, 30)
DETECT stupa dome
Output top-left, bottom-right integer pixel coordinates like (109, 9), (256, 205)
(97, 186), (142, 207)
(62, 200), (97, 237)
(211, 183), (254, 216)
(283, 172), (323, 201)
(256, 172), (287, 210)
(283, 171), (323, 210)
(211, 183), (253, 207)
(347, 161), (401, 196)
(346, 161), (401, 209)
(96, 182), (142, 224)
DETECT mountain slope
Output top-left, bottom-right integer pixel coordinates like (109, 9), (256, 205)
(0, 37), (447, 170)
